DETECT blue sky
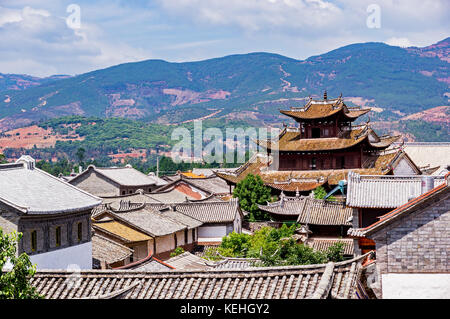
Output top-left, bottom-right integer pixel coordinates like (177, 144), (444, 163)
(0, 0), (448, 77)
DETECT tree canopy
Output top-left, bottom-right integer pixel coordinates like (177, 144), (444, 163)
(206, 225), (345, 267)
(0, 230), (42, 299)
(232, 174), (273, 221)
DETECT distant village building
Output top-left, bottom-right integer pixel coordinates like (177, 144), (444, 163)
(346, 172), (447, 254)
(169, 198), (244, 244)
(0, 156), (102, 269)
(69, 164), (167, 197)
(92, 204), (202, 261)
(401, 142), (450, 175)
(217, 93), (420, 195)
(348, 173), (450, 299)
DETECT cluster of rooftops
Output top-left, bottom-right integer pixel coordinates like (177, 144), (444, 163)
(0, 93), (448, 299)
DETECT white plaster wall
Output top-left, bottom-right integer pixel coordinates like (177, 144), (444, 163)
(29, 242), (92, 270)
(198, 225), (227, 238)
(382, 273), (450, 299)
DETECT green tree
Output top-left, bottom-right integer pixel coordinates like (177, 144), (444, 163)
(216, 226), (345, 267)
(0, 230), (42, 299)
(313, 185), (336, 201)
(0, 154), (6, 164)
(232, 174), (273, 221)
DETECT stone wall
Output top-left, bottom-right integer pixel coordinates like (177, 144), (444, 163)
(18, 210), (92, 256)
(372, 192), (449, 274)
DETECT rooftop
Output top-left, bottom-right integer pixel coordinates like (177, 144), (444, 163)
(346, 171), (447, 209)
(256, 125), (399, 152)
(258, 195), (353, 226)
(279, 95), (370, 121)
(71, 164), (167, 187)
(172, 198), (241, 223)
(91, 233), (133, 267)
(0, 156), (101, 214)
(216, 150), (407, 191)
(99, 207), (188, 237)
(348, 173), (450, 238)
(31, 253), (371, 299)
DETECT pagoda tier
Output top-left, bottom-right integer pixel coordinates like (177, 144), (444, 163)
(215, 148), (418, 194)
(255, 124), (400, 171)
(280, 94), (370, 139)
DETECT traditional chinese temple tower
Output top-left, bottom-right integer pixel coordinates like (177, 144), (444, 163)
(217, 92), (420, 195)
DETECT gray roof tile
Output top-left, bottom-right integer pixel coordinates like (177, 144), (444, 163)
(0, 158), (101, 214)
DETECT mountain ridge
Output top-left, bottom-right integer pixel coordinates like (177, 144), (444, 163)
(0, 38), (448, 132)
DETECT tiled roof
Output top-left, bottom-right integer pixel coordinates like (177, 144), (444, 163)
(258, 195), (309, 216)
(71, 165), (166, 187)
(216, 150), (407, 190)
(31, 253), (370, 299)
(155, 208), (203, 229)
(280, 97), (370, 121)
(348, 173), (449, 238)
(180, 175), (232, 195)
(148, 187), (200, 203)
(346, 171), (447, 209)
(297, 198), (353, 226)
(305, 238), (354, 256)
(91, 233), (133, 266)
(165, 252), (211, 270)
(115, 253), (174, 271)
(210, 257), (260, 270)
(0, 157), (101, 214)
(255, 125), (399, 152)
(258, 196), (353, 226)
(107, 208), (187, 237)
(173, 198), (241, 223)
(92, 219), (153, 243)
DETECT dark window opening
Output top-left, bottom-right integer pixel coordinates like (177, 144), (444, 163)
(77, 222), (82, 242)
(55, 226), (61, 247)
(311, 127), (321, 138)
(174, 234), (178, 249)
(184, 229), (188, 244)
(192, 229), (196, 242)
(122, 190), (126, 195)
(31, 230), (37, 252)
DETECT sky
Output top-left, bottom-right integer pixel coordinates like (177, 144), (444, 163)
(0, 0), (448, 77)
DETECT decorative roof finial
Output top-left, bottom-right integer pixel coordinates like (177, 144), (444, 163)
(296, 187), (300, 197)
(324, 90), (327, 100)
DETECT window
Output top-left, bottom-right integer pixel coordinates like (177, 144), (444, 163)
(55, 226), (61, 247)
(312, 127), (321, 138)
(184, 229), (188, 244)
(174, 234), (178, 249)
(323, 128), (329, 137)
(192, 229), (196, 242)
(31, 230), (37, 252)
(77, 222), (83, 242)
(122, 190), (126, 195)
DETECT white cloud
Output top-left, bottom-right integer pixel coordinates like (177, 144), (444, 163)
(0, 5), (152, 77)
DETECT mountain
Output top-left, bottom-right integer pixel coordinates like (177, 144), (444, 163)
(0, 38), (448, 132)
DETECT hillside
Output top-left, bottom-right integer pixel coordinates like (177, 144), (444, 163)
(0, 38), (448, 132)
